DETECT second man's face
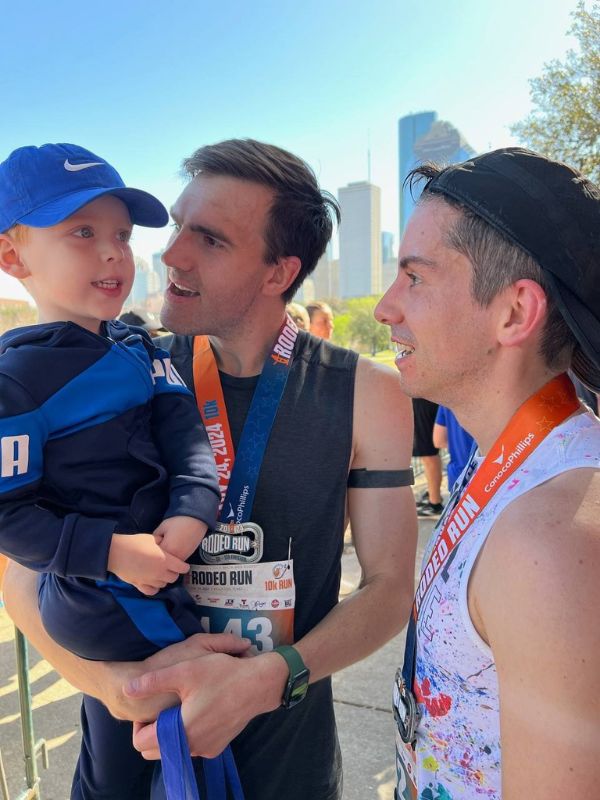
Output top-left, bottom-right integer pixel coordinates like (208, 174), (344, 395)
(375, 199), (497, 406)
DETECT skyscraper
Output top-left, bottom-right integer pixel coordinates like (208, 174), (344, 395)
(338, 181), (382, 299)
(152, 250), (167, 294)
(311, 243), (338, 300)
(381, 231), (394, 264)
(398, 112), (475, 236)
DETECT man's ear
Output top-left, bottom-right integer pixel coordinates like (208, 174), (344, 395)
(262, 256), (302, 298)
(0, 234), (31, 279)
(496, 279), (548, 348)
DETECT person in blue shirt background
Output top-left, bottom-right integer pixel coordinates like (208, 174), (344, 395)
(433, 405), (475, 492)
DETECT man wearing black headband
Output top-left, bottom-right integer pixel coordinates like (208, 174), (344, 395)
(376, 148), (600, 799)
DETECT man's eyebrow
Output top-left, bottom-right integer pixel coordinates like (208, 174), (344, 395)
(168, 209), (233, 247)
(398, 256), (438, 270)
(189, 223), (233, 246)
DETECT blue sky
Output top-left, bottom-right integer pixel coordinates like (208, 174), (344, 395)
(1, 0), (577, 301)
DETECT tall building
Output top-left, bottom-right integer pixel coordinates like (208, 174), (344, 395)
(129, 256), (151, 306)
(398, 112), (475, 236)
(311, 243), (338, 300)
(338, 181), (382, 299)
(152, 250), (167, 294)
(381, 231), (394, 264)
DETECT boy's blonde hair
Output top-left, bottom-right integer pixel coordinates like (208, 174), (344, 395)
(3, 223), (28, 243)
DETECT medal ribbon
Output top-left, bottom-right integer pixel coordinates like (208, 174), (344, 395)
(401, 373), (580, 704)
(192, 314), (298, 522)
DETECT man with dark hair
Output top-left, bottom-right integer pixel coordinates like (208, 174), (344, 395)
(5, 139), (418, 800)
(376, 148), (600, 799)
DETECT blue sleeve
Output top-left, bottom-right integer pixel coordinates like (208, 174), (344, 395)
(435, 405), (448, 427)
(149, 344), (220, 530)
(0, 373), (115, 579)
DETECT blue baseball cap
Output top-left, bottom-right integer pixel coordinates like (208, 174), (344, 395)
(0, 143), (169, 232)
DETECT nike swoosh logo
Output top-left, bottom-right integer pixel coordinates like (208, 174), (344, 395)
(63, 159), (104, 172)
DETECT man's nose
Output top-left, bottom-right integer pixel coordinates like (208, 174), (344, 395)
(374, 286), (401, 325)
(162, 230), (191, 271)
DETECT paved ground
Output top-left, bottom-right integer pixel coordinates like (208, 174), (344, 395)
(0, 516), (436, 800)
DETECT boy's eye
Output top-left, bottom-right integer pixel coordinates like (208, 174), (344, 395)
(118, 230), (132, 243)
(74, 227), (94, 238)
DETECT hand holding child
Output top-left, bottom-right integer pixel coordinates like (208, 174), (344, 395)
(107, 533), (190, 596)
(153, 516), (208, 560)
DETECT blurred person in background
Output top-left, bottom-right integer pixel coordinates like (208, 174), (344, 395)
(286, 301), (310, 331)
(307, 300), (334, 339)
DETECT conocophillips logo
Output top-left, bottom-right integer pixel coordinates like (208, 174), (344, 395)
(484, 433), (535, 492)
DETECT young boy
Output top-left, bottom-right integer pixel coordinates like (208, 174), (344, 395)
(0, 143), (221, 798)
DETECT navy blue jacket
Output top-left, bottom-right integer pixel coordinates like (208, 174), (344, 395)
(0, 320), (219, 581)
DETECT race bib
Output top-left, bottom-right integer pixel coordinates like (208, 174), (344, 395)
(185, 559), (295, 654)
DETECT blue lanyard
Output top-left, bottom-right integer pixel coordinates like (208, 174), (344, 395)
(219, 319), (298, 524)
(157, 706), (244, 800)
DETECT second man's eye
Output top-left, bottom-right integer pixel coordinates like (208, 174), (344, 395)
(204, 234), (222, 248)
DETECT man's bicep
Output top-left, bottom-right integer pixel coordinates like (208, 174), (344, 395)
(348, 360), (417, 584)
(350, 358), (413, 469)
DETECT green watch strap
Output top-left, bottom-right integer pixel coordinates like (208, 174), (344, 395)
(273, 644), (307, 676)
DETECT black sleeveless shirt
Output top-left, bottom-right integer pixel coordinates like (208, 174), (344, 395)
(167, 330), (358, 800)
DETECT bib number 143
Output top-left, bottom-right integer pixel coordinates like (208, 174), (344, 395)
(201, 615), (274, 652)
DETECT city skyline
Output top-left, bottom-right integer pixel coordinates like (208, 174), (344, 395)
(339, 180), (382, 298)
(0, 0), (577, 302)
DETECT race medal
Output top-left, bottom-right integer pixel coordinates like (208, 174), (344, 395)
(200, 521), (264, 565)
(190, 315), (300, 653)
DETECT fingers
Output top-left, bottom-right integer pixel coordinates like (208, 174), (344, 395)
(135, 584), (161, 596)
(190, 631), (252, 656)
(132, 720), (160, 759)
(124, 663), (182, 699)
(163, 551), (191, 575)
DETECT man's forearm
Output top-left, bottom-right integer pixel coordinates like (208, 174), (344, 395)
(2, 561), (142, 716)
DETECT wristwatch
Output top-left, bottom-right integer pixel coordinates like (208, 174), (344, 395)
(273, 645), (310, 708)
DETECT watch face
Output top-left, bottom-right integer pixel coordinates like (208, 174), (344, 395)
(285, 668), (310, 708)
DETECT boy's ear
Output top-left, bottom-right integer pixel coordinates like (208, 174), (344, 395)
(0, 234), (30, 279)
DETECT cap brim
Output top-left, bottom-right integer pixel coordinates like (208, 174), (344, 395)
(17, 186), (168, 228)
(545, 273), (600, 393)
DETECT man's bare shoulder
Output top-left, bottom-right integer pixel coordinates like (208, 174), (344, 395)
(352, 358), (413, 467)
(473, 466), (600, 644)
(355, 356), (411, 408)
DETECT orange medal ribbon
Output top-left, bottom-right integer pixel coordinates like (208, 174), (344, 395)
(413, 373), (579, 619)
(192, 335), (236, 511)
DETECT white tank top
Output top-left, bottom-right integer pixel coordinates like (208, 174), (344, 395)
(413, 411), (600, 799)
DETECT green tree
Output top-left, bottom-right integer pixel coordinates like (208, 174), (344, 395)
(331, 312), (352, 348)
(345, 296), (390, 355)
(510, 1), (600, 182)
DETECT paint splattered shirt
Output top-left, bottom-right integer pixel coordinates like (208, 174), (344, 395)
(413, 411), (600, 800)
